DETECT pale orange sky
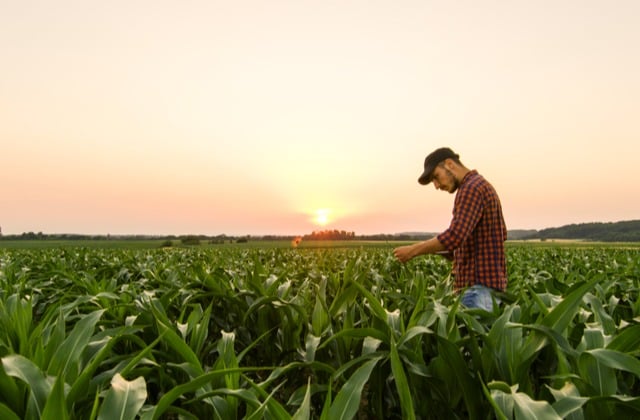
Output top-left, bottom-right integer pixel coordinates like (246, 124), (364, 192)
(2, 1), (639, 236)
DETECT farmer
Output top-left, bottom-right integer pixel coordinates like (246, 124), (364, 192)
(393, 147), (507, 311)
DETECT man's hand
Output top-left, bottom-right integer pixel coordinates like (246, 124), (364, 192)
(393, 245), (415, 263)
(394, 238), (448, 263)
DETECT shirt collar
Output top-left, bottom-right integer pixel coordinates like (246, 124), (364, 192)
(461, 169), (478, 184)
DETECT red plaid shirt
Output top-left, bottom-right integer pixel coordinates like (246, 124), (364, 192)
(437, 170), (507, 291)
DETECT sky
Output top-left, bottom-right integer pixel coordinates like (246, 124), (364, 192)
(2, 0), (639, 236)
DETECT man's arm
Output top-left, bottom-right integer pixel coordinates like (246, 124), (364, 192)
(393, 236), (448, 263)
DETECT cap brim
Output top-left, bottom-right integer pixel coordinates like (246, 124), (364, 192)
(418, 164), (435, 185)
(418, 171), (432, 185)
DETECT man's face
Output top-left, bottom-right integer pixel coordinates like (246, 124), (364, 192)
(431, 163), (460, 193)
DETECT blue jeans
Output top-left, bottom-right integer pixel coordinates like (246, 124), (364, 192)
(461, 284), (499, 311)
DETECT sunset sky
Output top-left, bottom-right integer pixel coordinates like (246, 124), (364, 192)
(2, 1), (639, 236)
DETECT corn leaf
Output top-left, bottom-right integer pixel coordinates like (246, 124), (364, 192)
(2, 354), (52, 418)
(488, 382), (562, 420)
(577, 354), (617, 396)
(546, 382), (587, 419)
(607, 324), (640, 353)
(435, 335), (483, 419)
(291, 378), (312, 420)
(0, 360), (22, 415)
(97, 374), (147, 420)
(328, 356), (381, 420)
(49, 309), (105, 382)
(390, 338), (415, 420)
(0, 403), (20, 420)
(350, 281), (388, 325)
(41, 375), (70, 420)
(312, 295), (330, 336)
(582, 348), (640, 378)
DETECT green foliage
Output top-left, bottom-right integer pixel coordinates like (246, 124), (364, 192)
(0, 245), (638, 418)
(526, 219), (640, 242)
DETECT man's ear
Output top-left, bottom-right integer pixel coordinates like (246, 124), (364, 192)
(444, 158), (455, 171)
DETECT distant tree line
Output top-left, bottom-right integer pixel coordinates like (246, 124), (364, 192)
(0, 231), (432, 242)
(4, 220), (637, 243)
(357, 233), (434, 241)
(303, 230), (356, 240)
(522, 220), (640, 242)
(0, 232), (245, 243)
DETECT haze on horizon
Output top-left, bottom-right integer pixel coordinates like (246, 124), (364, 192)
(2, 1), (639, 237)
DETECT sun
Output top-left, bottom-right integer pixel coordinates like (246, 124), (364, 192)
(313, 209), (331, 226)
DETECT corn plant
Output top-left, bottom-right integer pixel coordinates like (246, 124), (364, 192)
(0, 244), (639, 418)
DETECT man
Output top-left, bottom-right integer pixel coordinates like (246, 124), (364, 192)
(393, 147), (507, 311)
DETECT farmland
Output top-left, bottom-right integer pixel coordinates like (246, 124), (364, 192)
(0, 242), (639, 419)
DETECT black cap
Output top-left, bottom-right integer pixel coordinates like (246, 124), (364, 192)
(418, 147), (459, 185)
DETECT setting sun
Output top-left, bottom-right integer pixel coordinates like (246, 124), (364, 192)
(314, 209), (331, 226)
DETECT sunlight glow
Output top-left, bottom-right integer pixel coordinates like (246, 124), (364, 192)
(314, 209), (331, 226)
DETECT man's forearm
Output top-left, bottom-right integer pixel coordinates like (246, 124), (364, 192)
(393, 236), (448, 262)
(409, 236), (447, 258)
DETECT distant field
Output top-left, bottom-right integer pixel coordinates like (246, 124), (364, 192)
(0, 238), (397, 250)
(0, 239), (169, 249)
(1, 238), (639, 250)
(507, 239), (640, 249)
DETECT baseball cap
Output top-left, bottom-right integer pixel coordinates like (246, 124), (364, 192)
(418, 147), (460, 185)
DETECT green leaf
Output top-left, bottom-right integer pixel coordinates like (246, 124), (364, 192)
(480, 380), (509, 420)
(318, 327), (388, 350)
(216, 330), (240, 388)
(304, 334), (321, 363)
(154, 316), (203, 376)
(328, 356), (381, 420)
(319, 380), (332, 420)
(0, 360), (22, 415)
(590, 394), (640, 413)
(519, 277), (601, 371)
(68, 329), (155, 405)
(97, 374), (147, 420)
(488, 382), (562, 420)
(435, 335), (483, 419)
(577, 353), (617, 396)
(312, 294), (330, 336)
(242, 374), (293, 419)
(541, 277), (600, 332)
(350, 281), (388, 325)
(583, 294), (616, 335)
(49, 309), (105, 382)
(390, 338), (415, 420)
(42, 376), (70, 420)
(584, 348), (640, 378)
(607, 324), (640, 353)
(143, 367), (252, 419)
(512, 391), (562, 420)
(291, 378), (312, 420)
(2, 354), (52, 418)
(546, 382), (587, 419)
(329, 284), (358, 318)
(0, 403), (21, 420)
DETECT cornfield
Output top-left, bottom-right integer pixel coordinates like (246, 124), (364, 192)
(0, 245), (639, 419)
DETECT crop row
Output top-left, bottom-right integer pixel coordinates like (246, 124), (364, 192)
(0, 246), (639, 419)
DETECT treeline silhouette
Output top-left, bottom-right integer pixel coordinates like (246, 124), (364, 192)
(0, 231), (433, 242)
(524, 220), (640, 242)
(10, 220), (638, 243)
(303, 230), (356, 240)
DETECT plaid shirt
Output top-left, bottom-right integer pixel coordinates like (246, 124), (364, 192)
(437, 170), (507, 291)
